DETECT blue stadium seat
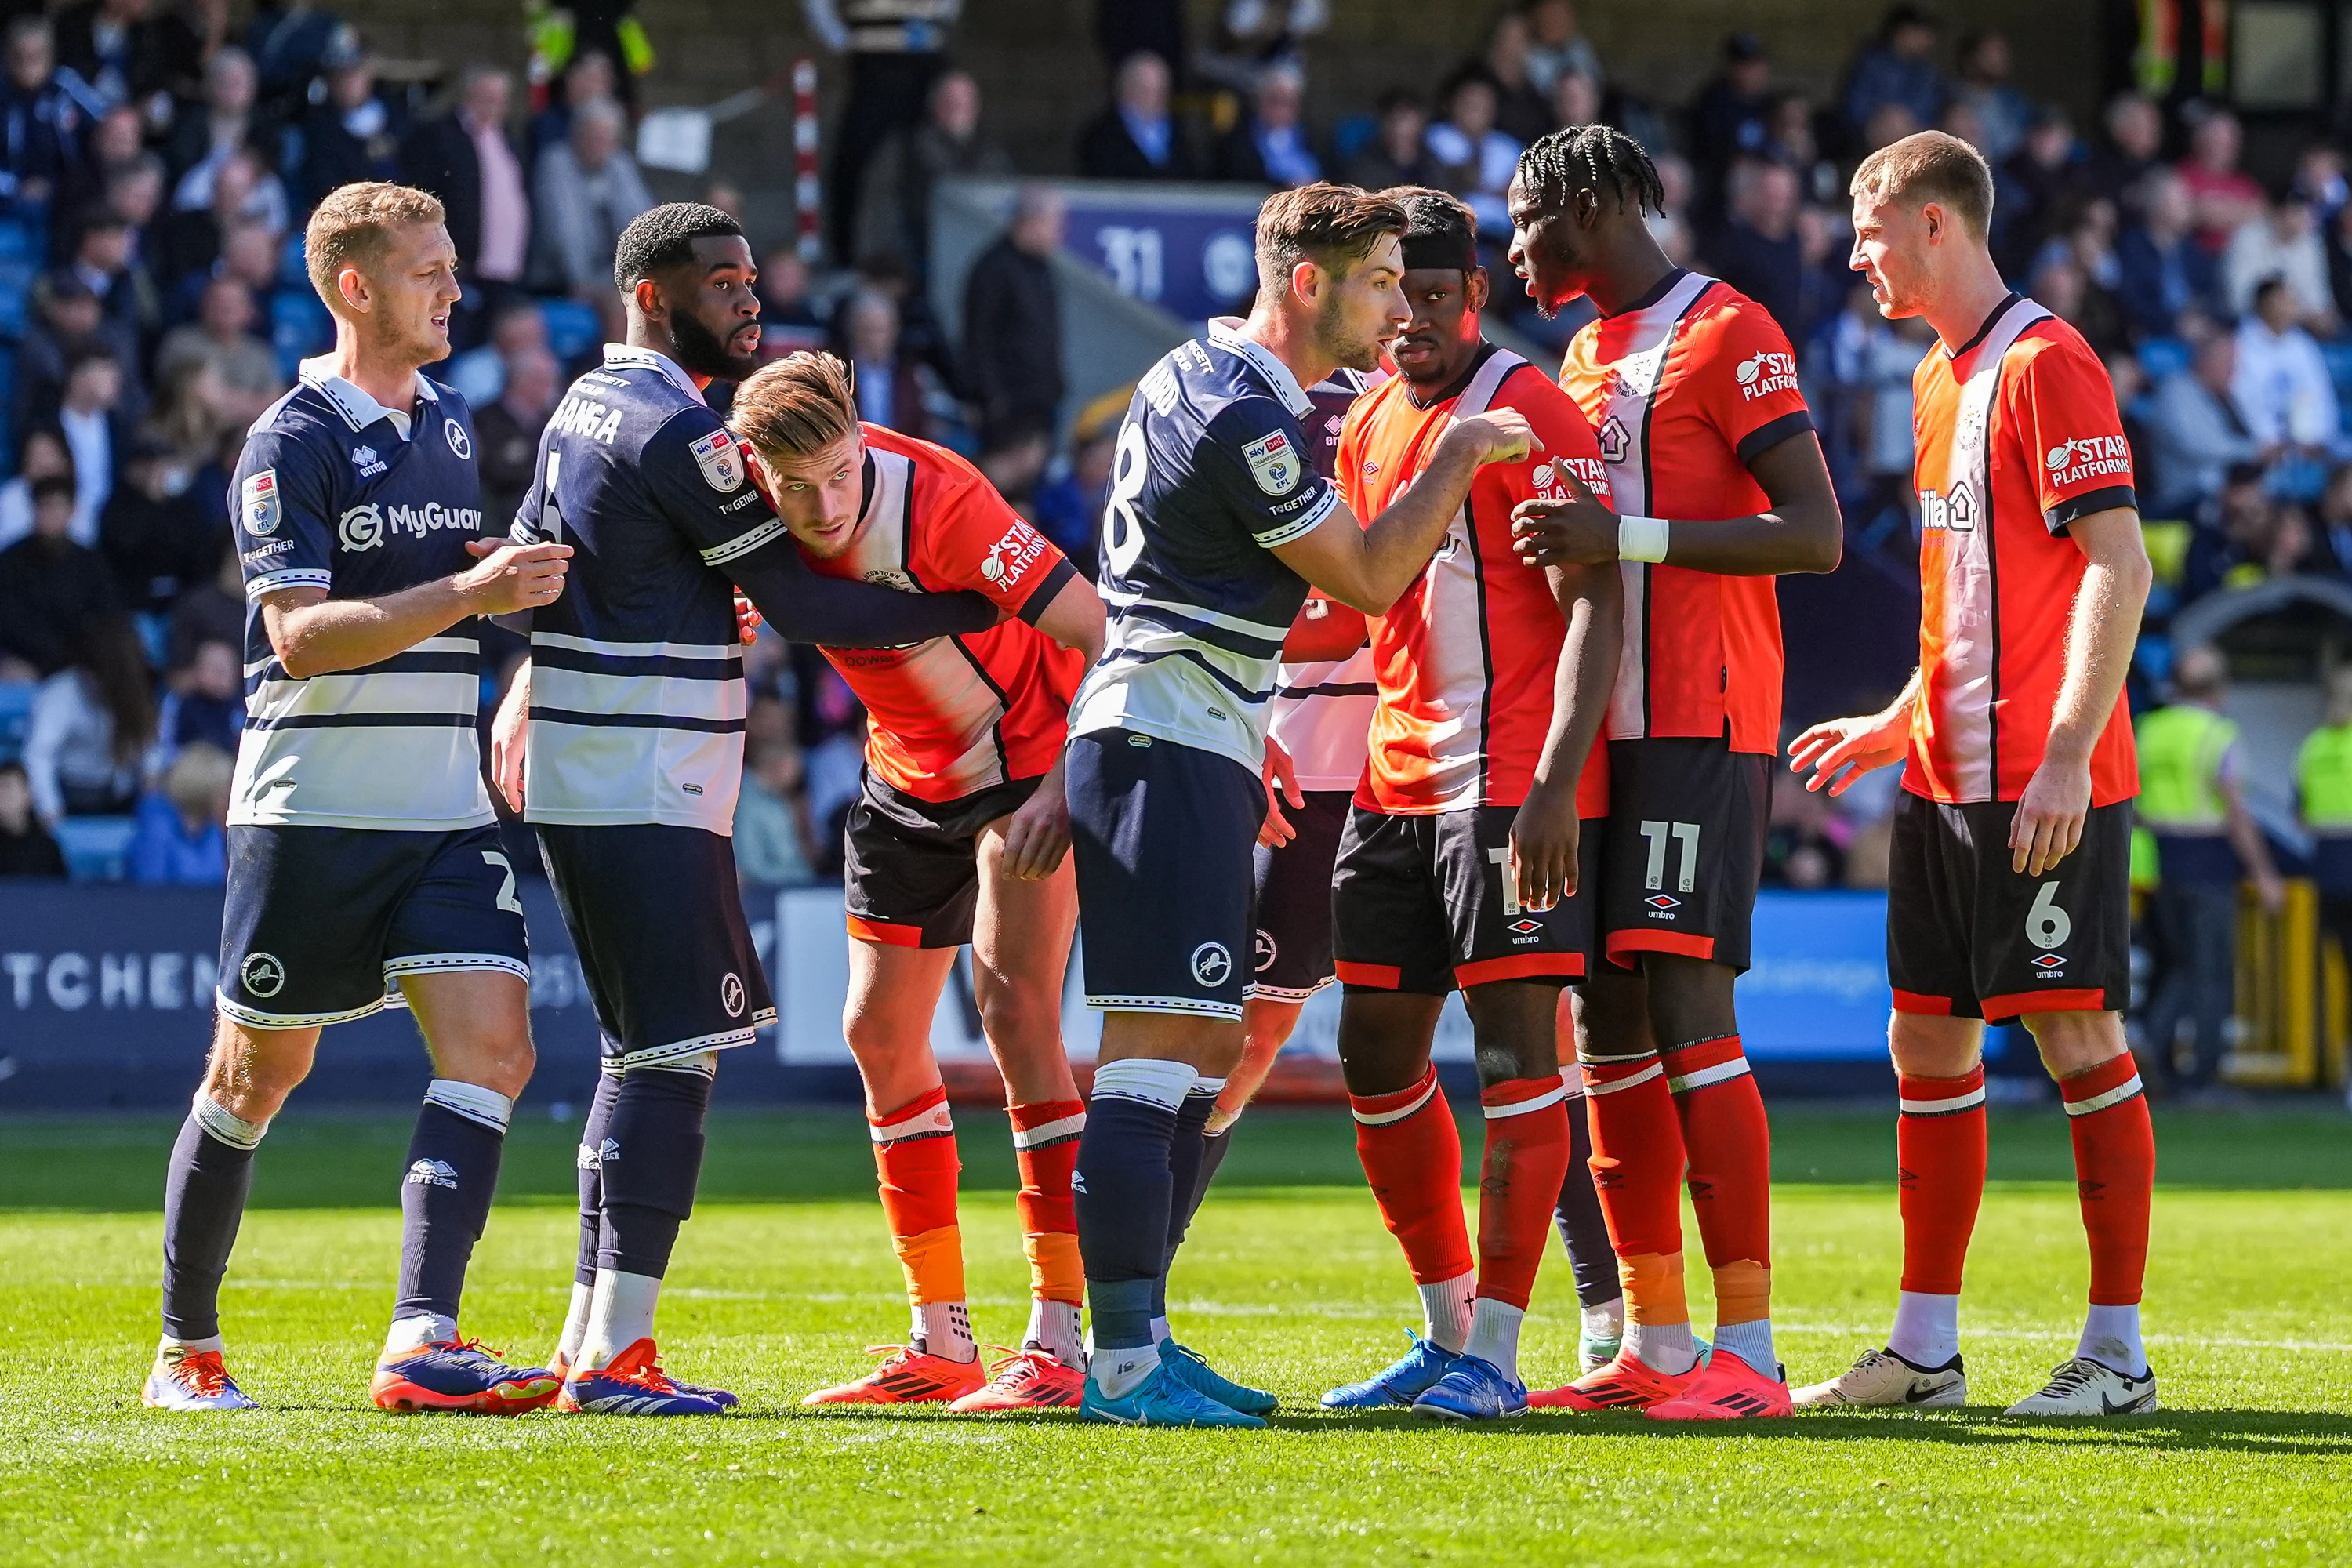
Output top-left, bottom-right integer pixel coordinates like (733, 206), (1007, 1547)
(2324, 339), (2352, 405)
(0, 214), (32, 263)
(279, 230), (309, 288)
(0, 680), (32, 764)
(270, 287), (334, 380)
(55, 815), (136, 883)
(1329, 113), (1377, 166)
(538, 298), (601, 363)
(2137, 336), (2190, 383)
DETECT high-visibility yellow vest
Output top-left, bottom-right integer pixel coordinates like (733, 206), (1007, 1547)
(2134, 703), (2235, 831)
(2299, 721), (2352, 829)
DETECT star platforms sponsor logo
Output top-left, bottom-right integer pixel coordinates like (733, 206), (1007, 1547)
(979, 521), (1051, 590)
(2044, 434), (2130, 488)
(1734, 350), (1799, 401)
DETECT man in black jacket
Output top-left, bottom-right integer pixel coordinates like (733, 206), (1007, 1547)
(962, 186), (1065, 481)
(401, 67), (530, 347)
(1077, 51), (1203, 181)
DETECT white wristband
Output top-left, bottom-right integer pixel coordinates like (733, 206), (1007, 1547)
(1617, 515), (1670, 564)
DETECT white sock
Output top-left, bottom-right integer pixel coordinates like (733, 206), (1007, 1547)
(1581, 1296), (1626, 1339)
(1091, 1340), (1159, 1399)
(1027, 1298), (1085, 1368)
(1461, 1298), (1526, 1381)
(913, 1300), (976, 1363)
(1147, 1315), (1171, 1346)
(1887, 1290), (1962, 1369)
(1624, 1319), (1699, 1375)
(556, 1281), (594, 1364)
(1712, 1319), (1776, 1377)
(579, 1268), (662, 1370)
(383, 1312), (455, 1356)
(2078, 1303), (2146, 1377)
(159, 1333), (224, 1357)
(1419, 1270), (1476, 1354)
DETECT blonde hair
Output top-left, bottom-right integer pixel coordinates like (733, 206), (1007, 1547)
(729, 351), (862, 459)
(1850, 130), (1994, 238)
(303, 181), (447, 312)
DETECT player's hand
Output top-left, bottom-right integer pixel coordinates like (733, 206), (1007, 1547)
(1788, 706), (1909, 797)
(2009, 756), (2091, 876)
(1509, 477), (1618, 568)
(459, 539), (571, 615)
(1446, 408), (1541, 467)
(1001, 766), (1073, 880)
(733, 588), (763, 645)
(1509, 778), (1580, 913)
(1259, 736), (1303, 848)
(490, 664), (530, 813)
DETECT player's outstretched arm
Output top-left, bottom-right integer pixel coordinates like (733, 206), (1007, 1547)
(260, 538), (572, 679)
(730, 541), (999, 648)
(1271, 408), (1537, 614)
(1512, 560), (1623, 912)
(1508, 430), (1842, 576)
(1789, 669), (1922, 797)
(2010, 506), (2152, 875)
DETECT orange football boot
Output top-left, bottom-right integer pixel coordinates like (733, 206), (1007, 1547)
(948, 1348), (1085, 1413)
(801, 1345), (986, 1406)
(1528, 1348), (1701, 1411)
(1645, 1348), (1793, 1420)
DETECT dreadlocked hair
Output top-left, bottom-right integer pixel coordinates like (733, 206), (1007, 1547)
(1516, 124), (1665, 219)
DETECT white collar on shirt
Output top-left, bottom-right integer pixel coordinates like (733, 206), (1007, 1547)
(298, 355), (438, 440)
(603, 343), (707, 404)
(1206, 319), (1315, 418)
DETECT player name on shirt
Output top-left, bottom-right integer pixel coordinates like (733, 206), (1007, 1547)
(227, 359), (493, 833)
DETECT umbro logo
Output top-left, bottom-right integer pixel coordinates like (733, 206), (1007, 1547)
(1070, 1169), (1088, 1195)
(1508, 918), (1544, 935)
(405, 1158), (458, 1189)
(1646, 895), (1679, 909)
(578, 1137), (622, 1170)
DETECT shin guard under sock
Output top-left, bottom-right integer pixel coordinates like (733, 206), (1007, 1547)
(391, 1080), (512, 1327)
(1896, 1065), (1987, 1299)
(1073, 1058), (1193, 1352)
(1154, 1080), (1221, 1316)
(2062, 1054), (2155, 1310)
(1351, 1063), (1474, 1286)
(160, 1093), (267, 1342)
(1473, 1076), (1573, 1313)
(595, 1062), (713, 1280)
(1580, 1047), (1690, 1361)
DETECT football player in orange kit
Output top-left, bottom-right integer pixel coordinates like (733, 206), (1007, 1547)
(728, 351), (1108, 1413)
(1504, 125), (1846, 1419)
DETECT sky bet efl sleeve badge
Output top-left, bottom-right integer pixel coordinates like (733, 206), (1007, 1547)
(1243, 429), (1301, 495)
(691, 427), (745, 492)
(241, 469), (281, 536)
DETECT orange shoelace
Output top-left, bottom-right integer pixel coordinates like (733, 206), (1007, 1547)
(174, 1350), (231, 1396)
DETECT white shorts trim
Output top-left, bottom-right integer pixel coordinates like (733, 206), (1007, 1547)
(382, 953), (532, 983)
(214, 989), (389, 1030)
(610, 1022), (766, 1071)
(1242, 975), (1334, 1003)
(1087, 993), (1245, 1020)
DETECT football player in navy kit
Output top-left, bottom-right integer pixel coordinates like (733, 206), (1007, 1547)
(489, 205), (1004, 1414)
(143, 184), (573, 1414)
(1062, 183), (1537, 1427)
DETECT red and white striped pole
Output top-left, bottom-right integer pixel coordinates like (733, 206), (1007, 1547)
(793, 57), (822, 263)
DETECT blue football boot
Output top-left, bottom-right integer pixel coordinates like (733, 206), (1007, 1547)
(1410, 1352), (1530, 1421)
(1080, 1359), (1268, 1428)
(1160, 1340), (1277, 1417)
(1321, 1330), (1462, 1410)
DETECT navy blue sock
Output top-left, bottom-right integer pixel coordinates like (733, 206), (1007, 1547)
(392, 1092), (509, 1323)
(1555, 1094), (1619, 1309)
(575, 1070), (621, 1288)
(160, 1105), (261, 1341)
(1073, 1094), (1179, 1350)
(597, 1065), (711, 1279)
(1154, 1089), (1220, 1319)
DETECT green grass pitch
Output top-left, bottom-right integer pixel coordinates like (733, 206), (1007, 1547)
(4, 1102), (2350, 1565)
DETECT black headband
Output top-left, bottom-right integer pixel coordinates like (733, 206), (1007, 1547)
(1399, 229), (1478, 274)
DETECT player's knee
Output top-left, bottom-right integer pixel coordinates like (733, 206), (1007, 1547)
(1641, 955), (1737, 1042)
(202, 1022), (314, 1121)
(1886, 1011), (1983, 1078)
(432, 1029), (536, 1101)
(975, 978), (1058, 1054)
(2022, 1009), (2127, 1078)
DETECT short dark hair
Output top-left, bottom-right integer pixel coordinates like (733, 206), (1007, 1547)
(1516, 124), (1667, 218)
(31, 474), (74, 506)
(1253, 182), (1408, 291)
(613, 201), (746, 292)
(1389, 186), (1479, 272)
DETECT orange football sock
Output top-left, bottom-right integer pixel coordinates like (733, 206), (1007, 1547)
(1581, 1047), (1688, 1308)
(1472, 1076), (1574, 1312)
(870, 1087), (968, 1354)
(1896, 1065), (1987, 1295)
(1661, 1034), (1773, 1297)
(1351, 1063), (1473, 1286)
(2061, 1054), (2155, 1306)
(1008, 1098), (1086, 1305)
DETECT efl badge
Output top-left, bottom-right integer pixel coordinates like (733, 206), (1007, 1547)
(241, 470), (281, 537)
(1243, 430), (1300, 495)
(691, 428), (745, 492)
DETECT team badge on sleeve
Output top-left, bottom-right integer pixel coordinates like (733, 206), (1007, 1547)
(690, 428), (746, 492)
(1243, 430), (1301, 495)
(241, 470), (281, 537)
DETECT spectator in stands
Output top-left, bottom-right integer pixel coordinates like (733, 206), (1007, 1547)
(835, 286), (931, 441)
(734, 738), (817, 888)
(2118, 170), (2216, 339)
(2031, 250), (2127, 362)
(1480, 12), (1553, 148)
(105, 150), (165, 266)
(1842, 5), (1944, 142)
(1523, 0), (1602, 96)
(1031, 394), (1120, 578)
(1763, 93), (1836, 205)
(1341, 87), (1436, 191)
(2310, 461), (2352, 575)
(2149, 334), (2266, 516)
(401, 65), (530, 348)
(247, 4), (343, 116)
(2183, 463), (2313, 600)
(158, 635), (241, 757)
(16, 271), (122, 441)
(0, 17), (86, 210)
(53, 347), (125, 534)
(1993, 107), (2089, 280)
(1077, 51), (1203, 181)
(0, 428), (78, 550)
(854, 67), (1011, 275)
(98, 430), (218, 612)
(1688, 31), (1773, 224)
(1550, 64), (1601, 135)
(56, 100), (140, 230)
(1947, 29), (2030, 165)
(757, 247), (829, 360)
(2179, 106), (2265, 255)
(300, 34), (408, 205)
(166, 212), (278, 339)
(22, 612), (151, 824)
(53, 0), (173, 115)
(1707, 156), (1802, 336)
(441, 297), (543, 406)
(0, 474), (116, 675)
(1212, 60), (1320, 188)
(155, 150), (287, 292)
(162, 45), (260, 199)
(964, 183), (1065, 494)
(154, 273), (281, 427)
(1426, 68), (1520, 237)
(70, 208), (158, 359)
(2090, 91), (2165, 210)
(527, 48), (612, 163)
(1196, 0), (1324, 96)
(475, 343), (557, 528)
(2234, 275), (2343, 456)
(165, 539), (240, 677)
(2226, 195), (2336, 330)
(0, 760), (67, 878)
(529, 96), (652, 299)
(127, 739), (229, 884)
(1646, 151), (1697, 266)
(807, 0), (960, 266)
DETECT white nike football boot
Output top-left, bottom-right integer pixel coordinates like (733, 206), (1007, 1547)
(1791, 1346), (1967, 1409)
(2004, 1356), (2158, 1416)
(141, 1344), (260, 1410)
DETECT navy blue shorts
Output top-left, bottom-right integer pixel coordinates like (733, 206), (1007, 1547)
(535, 822), (775, 1067)
(216, 823), (532, 1029)
(1068, 729), (1264, 1019)
(1248, 789), (1349, 1001)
